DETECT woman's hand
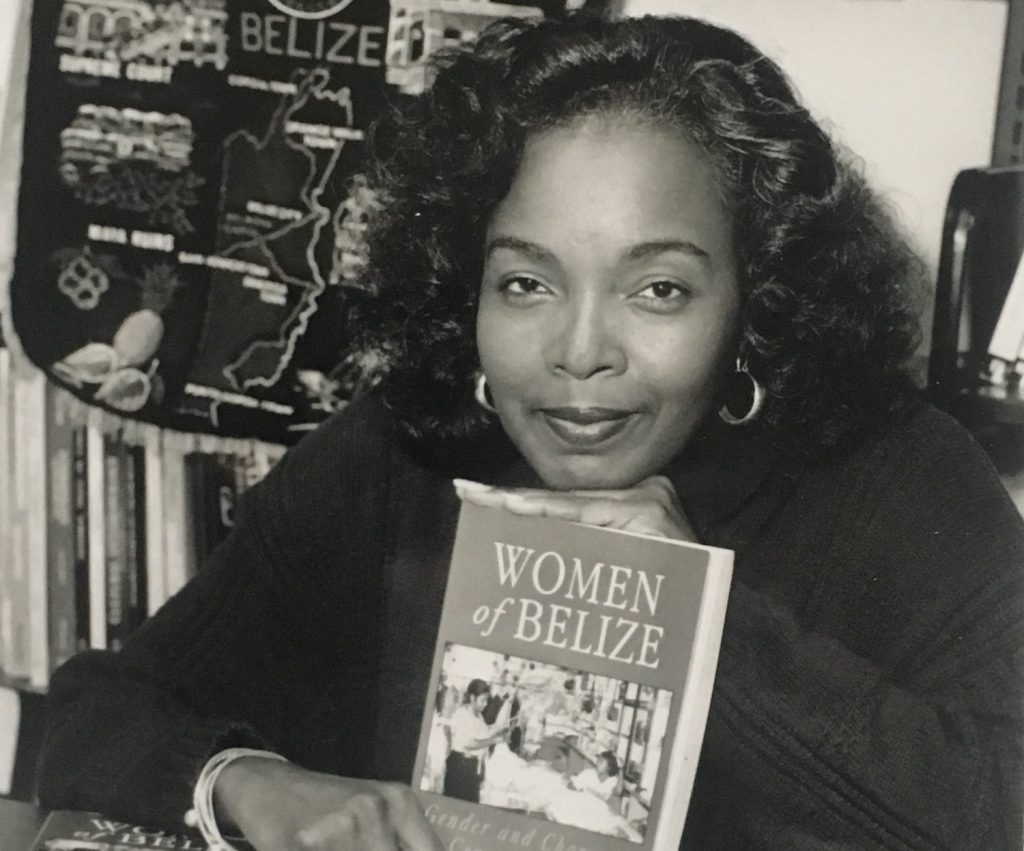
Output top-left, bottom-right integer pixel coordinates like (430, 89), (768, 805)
(214, 757), (443, 851)
(453, 475), (697, 542)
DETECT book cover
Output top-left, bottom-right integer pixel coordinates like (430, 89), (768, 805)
(29, 810), (252, 851)
(413, 503), (733, 851)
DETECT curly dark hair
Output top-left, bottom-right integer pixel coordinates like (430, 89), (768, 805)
(355, 13), (922, 451)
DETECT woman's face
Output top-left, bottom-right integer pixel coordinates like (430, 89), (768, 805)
(477, 117), (740, 490)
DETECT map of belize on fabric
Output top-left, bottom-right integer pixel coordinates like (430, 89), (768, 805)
(9, 0), (545, 442)
(193, 69), (350, 407)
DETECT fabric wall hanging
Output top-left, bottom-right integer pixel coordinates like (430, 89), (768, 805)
(9, 0), (552, 442)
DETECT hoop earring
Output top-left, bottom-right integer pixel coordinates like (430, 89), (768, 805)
(718, 359), (765, 426)
(475, 372), (497, 413)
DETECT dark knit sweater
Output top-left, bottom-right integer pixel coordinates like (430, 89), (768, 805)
(37, 394), (1024, 850)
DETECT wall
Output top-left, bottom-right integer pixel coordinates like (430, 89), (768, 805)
(624, 0), (1008, 279)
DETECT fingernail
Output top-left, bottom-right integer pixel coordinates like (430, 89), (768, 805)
(453, 478), (491, 493)
(503, 493), (531, 509)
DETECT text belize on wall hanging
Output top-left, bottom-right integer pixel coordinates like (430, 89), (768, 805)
(10, 0), (548, 442)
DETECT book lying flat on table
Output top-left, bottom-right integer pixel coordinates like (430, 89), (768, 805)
(29, 810), (252, 850)
(414, 503), (733, 851)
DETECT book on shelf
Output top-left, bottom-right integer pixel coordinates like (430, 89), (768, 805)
(9, 364), (49, 687)
(71, 418), (91, 654)
(118, 437), (148, 647)
(413, 502), (733, 851)
(142, 426), (165, 617)
(30, 810), (252, 851)
(183, 451), (239, 577)
(160, 431), (191, 602)
(85, 408), (107, 651)
(45, 384), (79, 671)
(102, 433), (124, 652)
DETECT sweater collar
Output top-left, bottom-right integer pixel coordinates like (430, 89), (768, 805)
(664, 418), (786, 533)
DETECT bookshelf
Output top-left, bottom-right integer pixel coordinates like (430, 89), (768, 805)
(0, 346), (286, 692)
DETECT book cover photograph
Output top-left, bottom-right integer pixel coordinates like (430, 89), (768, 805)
(413, 503), (734, 851)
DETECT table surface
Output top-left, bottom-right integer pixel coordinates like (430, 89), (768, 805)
(0, 797), (45, 850)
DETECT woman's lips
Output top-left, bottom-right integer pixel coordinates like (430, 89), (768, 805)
(539, 407), (636, 448)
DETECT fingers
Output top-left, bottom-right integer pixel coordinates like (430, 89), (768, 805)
(296, 809), (373, 851)
(296, 794), (398, 851)
(456, 482), (620, 528)
(453, 477), (695, 541)
(384, 784), (446, 851)
(292, 785), (442, 851)
(351, 793), (399, 851)
(454, 475), (676, 506)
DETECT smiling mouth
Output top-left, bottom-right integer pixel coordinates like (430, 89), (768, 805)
(539, 407), (637, 448)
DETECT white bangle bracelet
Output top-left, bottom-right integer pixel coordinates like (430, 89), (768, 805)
(184, 747), (288, 850)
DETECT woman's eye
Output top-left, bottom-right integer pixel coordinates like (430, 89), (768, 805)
(633, 279), (691, 309)
(500, 276), (550, 299)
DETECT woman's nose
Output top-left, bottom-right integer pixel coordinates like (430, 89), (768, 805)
(546, 297), (626, 380)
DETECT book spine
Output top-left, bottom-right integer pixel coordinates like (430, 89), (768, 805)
(104, 434), (125, 652)
(19, 367), (49, 688)
(45, 385), (77, 673)
(183, 452), (205, 578)
(7, 366), (30, 680)
(161, 433), (189, 599)
(133, 442), (149, 623)
(86, 410), (107, 650)
(121, 442), (148, 638)
(71, 421), (91, 653)
(143, 426), (166, 615)
(233, 450), (250, 502)
(207, 453), (237, 557)
(219, 453), (239, 546)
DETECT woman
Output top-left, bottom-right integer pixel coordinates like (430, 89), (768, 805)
(443, 680), (507, 803)
(37, 13), (1024, 851)
(421, 678), (457, 794)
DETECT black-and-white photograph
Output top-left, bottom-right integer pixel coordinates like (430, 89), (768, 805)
(2, 0), (1023, 850)
(420, 644), (670, 842)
